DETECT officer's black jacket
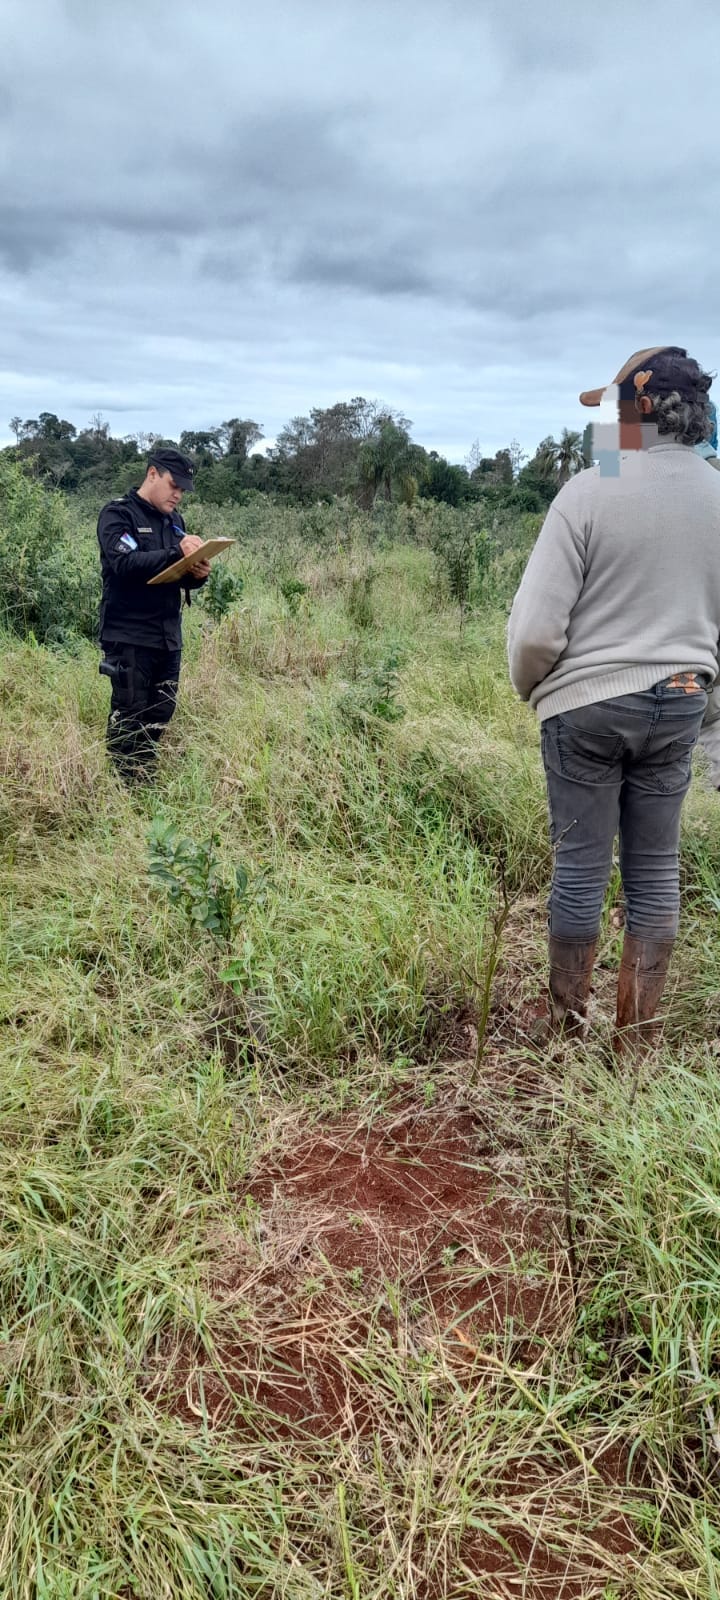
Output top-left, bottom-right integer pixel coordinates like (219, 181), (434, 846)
(97, 489), (207, 648)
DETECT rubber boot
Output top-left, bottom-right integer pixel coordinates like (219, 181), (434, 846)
(547, 935), (598, 1037)
(614, 933), (674, 1055)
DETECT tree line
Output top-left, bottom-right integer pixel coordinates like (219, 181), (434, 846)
(4, 400), (588, 512)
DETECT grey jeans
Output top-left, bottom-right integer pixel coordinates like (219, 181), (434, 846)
(541, 680), (708, 941)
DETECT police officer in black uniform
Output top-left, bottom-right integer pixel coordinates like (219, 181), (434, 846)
(97, 447), (210, 782)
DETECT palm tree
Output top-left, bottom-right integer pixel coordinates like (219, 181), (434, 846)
(358, 419), (419, 507)
(533, 435), (560, 481)
(555, 428), (585, 485)
(534, 429), (585, 487)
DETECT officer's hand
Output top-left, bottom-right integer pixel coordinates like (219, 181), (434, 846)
(180, 534), (204, 557)
(189, 559), (211, 579)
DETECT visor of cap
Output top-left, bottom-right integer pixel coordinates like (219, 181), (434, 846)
(579, 385), (608, 407)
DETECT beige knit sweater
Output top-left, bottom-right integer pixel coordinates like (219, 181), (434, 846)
(507, 441), (720, 720)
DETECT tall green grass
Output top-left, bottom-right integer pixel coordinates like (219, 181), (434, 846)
(3, 531), (720, 1596)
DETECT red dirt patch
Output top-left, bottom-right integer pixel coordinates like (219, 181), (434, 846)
(145, 1094), (648, 1594)
(163, 1315), (354, 1438)
(419, 1445), (642, 1598)
(146, 1106), (573, 1441)
(243, 1105), (569, 1350)
(454, 1518), (636, 1599)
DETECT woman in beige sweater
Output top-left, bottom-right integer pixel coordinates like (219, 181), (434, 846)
(507, 347), (720, 1049)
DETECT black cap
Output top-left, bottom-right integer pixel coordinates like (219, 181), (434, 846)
(618, 347), (711, 406)
(148, 447), (195, 491)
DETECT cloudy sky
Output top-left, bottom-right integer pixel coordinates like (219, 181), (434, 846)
(2, 0), (719, 462)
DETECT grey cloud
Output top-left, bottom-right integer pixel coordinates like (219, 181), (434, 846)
(290, 245), (433, 298)
(1, 0), (720, 459)
(0, 209), (60, 271)
(0, 102), (375, 266)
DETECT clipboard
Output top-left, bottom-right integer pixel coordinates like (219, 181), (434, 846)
(147, 538), (236, 585)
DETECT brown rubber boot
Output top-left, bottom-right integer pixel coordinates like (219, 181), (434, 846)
(547, 935), (598, 1037)
(614, 933), (675, 1055)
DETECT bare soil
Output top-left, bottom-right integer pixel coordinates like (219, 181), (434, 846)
(146, 935), (647, 1594)
(152, 1098), (567, 1433)
(244, 1102), (567, 1346)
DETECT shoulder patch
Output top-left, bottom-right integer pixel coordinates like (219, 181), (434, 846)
(118, 532), (138, 551)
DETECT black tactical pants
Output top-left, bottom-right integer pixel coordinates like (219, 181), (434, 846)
(101, 643), (181, 783)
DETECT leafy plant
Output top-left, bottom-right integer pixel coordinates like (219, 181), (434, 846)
(433, 519), (495, 617)
(200, 561), (244, 623)
(337, 648), (406, 731)
(441, 524), (476, 611)
(371, 650), (405, 721)
(147, 819), (262, 947)
(346, 567), (376, 630)
(278, 577), (308, 618)
(0, 457), (100, 643)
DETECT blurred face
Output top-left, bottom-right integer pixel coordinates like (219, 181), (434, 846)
(617, 395), (645, 449)
(616, 390), (656, 449)
(141, 467), (185, 514)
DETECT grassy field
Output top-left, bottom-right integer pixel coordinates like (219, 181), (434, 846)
(3, 516), (720, 1597)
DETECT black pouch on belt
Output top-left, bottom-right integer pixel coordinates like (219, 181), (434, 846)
(100, 651), (137, 709)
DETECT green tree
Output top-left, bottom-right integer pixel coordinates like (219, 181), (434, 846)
(532, 435), (560, 483)
(555, 428), (585, 484)
(0, 456), (99, 640)
(358, 416), (423, 507)
(420, 453), (472, 506)
(273, 399), (378, 500)
(179, 428), (224, 462)
(37, 412), (77, 442)
(531, 429), (584, 487)
(511, 437), (559, 511)
(219, 419), (264, 461)
(187, 419), (265, 501)
(469, 448), (513, 490)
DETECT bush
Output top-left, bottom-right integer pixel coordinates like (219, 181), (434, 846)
(336, 647), (406, 732)
(0, 458), (100, 643)
(199, 561), (245, 623)
(148, 819), (262, 947)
